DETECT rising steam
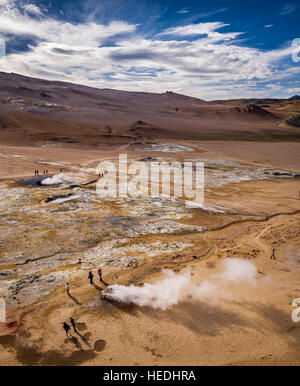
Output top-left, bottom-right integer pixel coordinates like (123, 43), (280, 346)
(103, 258), (258, 310)
(42, 173), (85, 186)
(218, 257), (257, 283)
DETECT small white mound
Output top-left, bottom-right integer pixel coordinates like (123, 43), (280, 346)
(136, 143), (194, 153)
(42, 173), (86, 186)
(185, 202), (228, 213)
(152, 144), (194, 152)
(52, 194), (81, 204)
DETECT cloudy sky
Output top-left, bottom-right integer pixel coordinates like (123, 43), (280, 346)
(0, 0), (299, 99)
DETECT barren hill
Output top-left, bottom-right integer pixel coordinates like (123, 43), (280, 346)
(0, 71), (299, 146)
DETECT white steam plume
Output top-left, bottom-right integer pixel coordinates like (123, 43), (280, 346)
(218, 258), (257, 283)
(104, 269), (216, 310)
(103, 258), (258, 310)
(42, 173), (85, 186)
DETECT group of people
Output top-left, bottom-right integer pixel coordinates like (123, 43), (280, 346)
(63, 317), (77, 337)
(34, 168), (105, 179)
(64, 269), (103, 335)
(65, 268), (103, 294)
(33, 169), (50, 176)
(89, 268), (103, 285)
(34, 168), (63, 176)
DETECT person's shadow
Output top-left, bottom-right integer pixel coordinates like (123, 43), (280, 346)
(67, 291), (82, 305)
(92, 280), (109, 291)
(74, 329), (91, 348)
(65, 334), (84, 351)
(92, 283), (102, 291)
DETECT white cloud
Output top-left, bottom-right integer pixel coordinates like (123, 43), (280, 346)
(285, 87), (300, 94)
(177, 8), (189, 15)
(196, 8), (228, 18)
(279, 3), (296, 16)
(0, 0), (297, 99)
(0, 10), (137, 47)
(0, 0), (13, 5)
(23, 3), (44, 16)
(264, 24), (274, 28)
(157, 22), (243, 42)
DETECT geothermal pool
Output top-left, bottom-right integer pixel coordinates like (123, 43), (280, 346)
(0, 158), (294, 308)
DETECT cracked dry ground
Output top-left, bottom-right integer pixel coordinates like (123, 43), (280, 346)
(0, 156), (300, 365)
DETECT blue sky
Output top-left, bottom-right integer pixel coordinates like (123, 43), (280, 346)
(0, 0), (299, 99)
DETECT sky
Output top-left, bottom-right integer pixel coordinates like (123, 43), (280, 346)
(0, 0), (299, 100)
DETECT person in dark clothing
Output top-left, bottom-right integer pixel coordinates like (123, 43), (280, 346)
(88, 271), (94, 285)
(98, 268), (103, 282)
(70, 317), (77, 333)
(270, 249), (276, 260)
(63, 322), (71, 336)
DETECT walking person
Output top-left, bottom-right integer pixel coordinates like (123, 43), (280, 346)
(65, 282), (70, 294)
(63, 322), (71, 337)
(270, 248), (276, 260)
(70, 317), (77, 333)
(88, 271), (94, 285)
(98, 268), (103, 282)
